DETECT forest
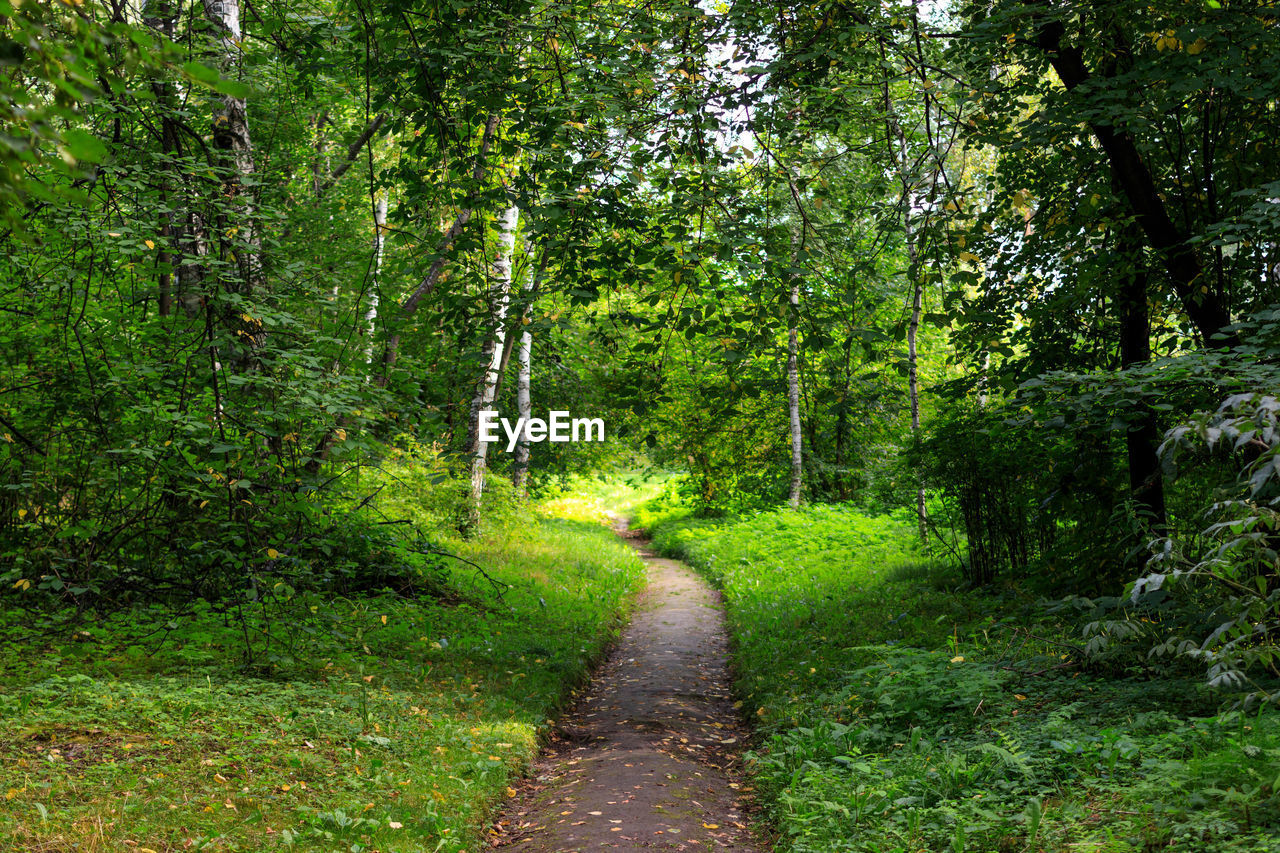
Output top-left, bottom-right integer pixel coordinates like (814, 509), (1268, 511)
(1, 0), (1279, 850)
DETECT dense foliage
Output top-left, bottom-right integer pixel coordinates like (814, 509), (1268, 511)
(0, 471), (644, 849)
(2, 0), (1280, 848)
(648, 501), (1280, 852)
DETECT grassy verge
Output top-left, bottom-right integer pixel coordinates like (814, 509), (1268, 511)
(647, 502), (1280, 853)
(0, 466), (644, 851)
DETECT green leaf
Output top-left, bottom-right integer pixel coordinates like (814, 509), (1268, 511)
(214, 77), (252, 99)
(182, 61), (221, 86)
(61, 129), (108, 164)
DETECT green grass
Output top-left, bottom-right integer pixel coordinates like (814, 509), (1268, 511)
(537, 469), (675, 525)
(647, 501), (1280, 853)
(0, 467), (644, 852)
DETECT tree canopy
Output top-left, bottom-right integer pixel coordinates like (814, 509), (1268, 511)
(2, 0), (1279, 696)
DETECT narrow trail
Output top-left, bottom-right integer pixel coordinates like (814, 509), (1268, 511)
(492, 526), (770, 851)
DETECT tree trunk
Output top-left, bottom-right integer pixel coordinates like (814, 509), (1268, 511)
(1032, 16), (1237, 348)
(202, 0), (262, 300)
(511, 323), (533, 497)
(511, 245), (546, 498)
(312, 110), (330, 197)
(512, 327), (534, 500)
(906, 226), (927, 541)
(464, 203), (520, 529)
(787, 231), (803, 509)
(381, 114), (500, 384)
(886, 122), (929, 542)
(320, 114), (387, 195)
(365, 193), (387, 367)
(881, 39), (931, 542)
(1116, 225), (1167, 528)
(142, 0), (180, 318)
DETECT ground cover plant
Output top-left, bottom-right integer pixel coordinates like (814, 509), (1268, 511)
(3, 0), (1280, 851)
(0, 461), (644, 852)
(646, 501), (1280, 853)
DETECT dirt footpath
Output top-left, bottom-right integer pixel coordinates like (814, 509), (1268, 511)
(491, 531), (770, 851)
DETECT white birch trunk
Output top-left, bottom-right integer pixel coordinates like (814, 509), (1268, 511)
(512, 249), (536, 498)
(787, 231), (803, 509)
(202, 0), (262, 298)
(365, 194), (387, 367)
(466, 203), (520, 521)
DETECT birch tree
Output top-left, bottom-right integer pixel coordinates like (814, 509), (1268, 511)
(202, 0), (262, 299)
(880, 9), (948, 543)
(464, 202), (521, 528)
(365, 193), (388, 368)
(786, 229), (803, 509)
(511, 242), (542, 499)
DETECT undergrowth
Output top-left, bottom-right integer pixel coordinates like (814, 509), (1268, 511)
(0, 456), (645, 852)
(646, 502), (1280, 853)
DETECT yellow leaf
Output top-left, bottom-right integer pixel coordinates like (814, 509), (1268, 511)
(266, 548), (279, 560)
(144, 240), (155, 250)
(703, 823), (720, 829)
(335, 428), (347, 441)
(380, 614), (387, 625)
(1187, 38), (1207, 55)
(199, 500), (209, 509)
(1015, 694), (1027, 701)
(950, 655), (965, 663)
(13, 579), (30, 591)
(280, 783), (291, 791)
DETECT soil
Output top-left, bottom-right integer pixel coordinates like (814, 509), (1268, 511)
(490, 526), (771, 851)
